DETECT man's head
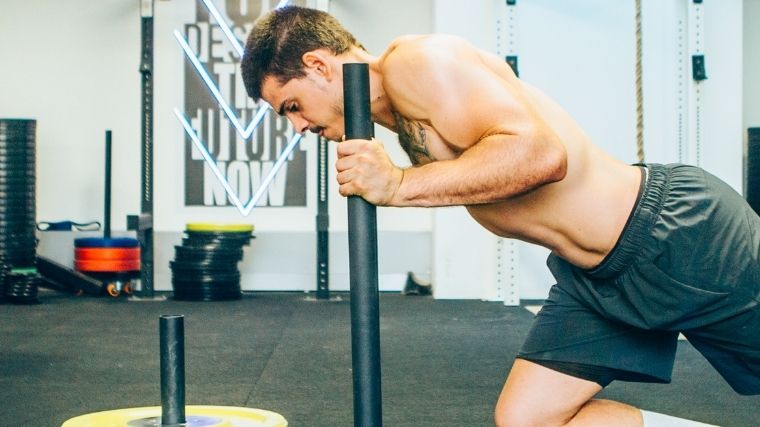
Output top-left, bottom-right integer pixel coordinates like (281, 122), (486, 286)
(241, 6), (361, 103)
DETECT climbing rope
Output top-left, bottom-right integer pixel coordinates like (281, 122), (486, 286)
(635, 0), (645, 163)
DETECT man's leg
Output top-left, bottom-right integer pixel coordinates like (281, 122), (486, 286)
(495, 358), (642, 427)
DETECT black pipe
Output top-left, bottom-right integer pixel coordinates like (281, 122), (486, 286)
(138, 0), (155, 297)
(343, 63), (382, 427)
(160, 315), (186, 427)
(747, 127), (760, 215)
(104, 130), (112, 240)
(316, 136), (330, 299)
(140, 5), (154, 215)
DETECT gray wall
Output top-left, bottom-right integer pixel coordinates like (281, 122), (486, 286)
(745, 0), (760, 168)
(747, 0), (760, 125)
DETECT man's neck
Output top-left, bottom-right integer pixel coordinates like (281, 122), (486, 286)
(338, 47), (395, 130)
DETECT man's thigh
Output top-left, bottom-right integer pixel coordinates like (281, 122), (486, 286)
(684, 304), (760, 395)
(496, 358), (603, 426)
(518, 284), (680, 384)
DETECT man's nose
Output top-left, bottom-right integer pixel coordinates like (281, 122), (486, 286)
(287, 114), (309, 134)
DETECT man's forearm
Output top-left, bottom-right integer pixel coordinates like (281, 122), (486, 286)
(392, 134), (566, 207)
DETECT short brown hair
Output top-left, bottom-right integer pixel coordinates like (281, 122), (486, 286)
(241, 6), (362, 101)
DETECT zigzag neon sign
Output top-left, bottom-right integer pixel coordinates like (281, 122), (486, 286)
(174, 0), (302, 216)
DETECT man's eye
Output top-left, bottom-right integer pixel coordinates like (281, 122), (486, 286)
(288, 104), (299, 112)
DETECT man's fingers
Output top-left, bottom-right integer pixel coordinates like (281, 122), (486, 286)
(338, 182), (356, 197)
(336, 140), (356, 157)
(337, 138), (372, 158)
(335, 156), (354, 173)
(336, 169), (355, 185)
(334, 137), (399, 205)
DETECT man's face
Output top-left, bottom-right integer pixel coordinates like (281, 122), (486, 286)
(261, 70), (345, 142)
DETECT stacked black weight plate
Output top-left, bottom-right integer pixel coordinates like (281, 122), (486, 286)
(4, 268), (40, 304)
(170, 227), (252, 301)
(0, 264), (7, 302)
(0, 119), (39, 303)
(747, 127), (760, 216)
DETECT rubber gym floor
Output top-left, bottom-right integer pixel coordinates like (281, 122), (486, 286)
(1, 291), (757, 426)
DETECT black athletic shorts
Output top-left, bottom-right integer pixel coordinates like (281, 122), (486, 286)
(517, 163), (760, 395)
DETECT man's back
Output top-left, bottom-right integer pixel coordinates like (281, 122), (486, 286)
(377, 34), (642, 268)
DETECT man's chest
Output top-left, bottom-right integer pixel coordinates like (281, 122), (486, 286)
(393, 112), (458, 165)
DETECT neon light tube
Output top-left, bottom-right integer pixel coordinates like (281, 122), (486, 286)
(174, 108), (304, 216)
(174, 30), (270, 139)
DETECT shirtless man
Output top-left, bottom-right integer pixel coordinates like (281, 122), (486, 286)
(241, 6), (760, 426)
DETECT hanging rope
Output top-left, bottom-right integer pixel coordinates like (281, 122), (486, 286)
(635, 0), (645, 163)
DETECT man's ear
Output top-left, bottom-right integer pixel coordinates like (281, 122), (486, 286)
(302, 50), (333, 80)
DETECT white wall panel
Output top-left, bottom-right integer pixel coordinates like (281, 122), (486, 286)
(433, 0), (745, 300)
(0, 1), (750, 296)
(2, 0), (434, 292)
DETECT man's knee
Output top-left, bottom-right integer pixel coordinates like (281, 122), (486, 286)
(494, 396), (530, 427)
(494, 358), (603, 427)
(494, 393), (569, 427)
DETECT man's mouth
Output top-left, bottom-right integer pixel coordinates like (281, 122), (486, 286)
(310, 126), (326, 138)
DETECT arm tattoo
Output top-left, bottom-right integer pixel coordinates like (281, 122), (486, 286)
(393, 111), (435, 165)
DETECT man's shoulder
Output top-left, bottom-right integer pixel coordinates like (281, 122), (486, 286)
(380, 34), (466, 73)
(384, 34), (465, 53)
(380, 35), (424, 65)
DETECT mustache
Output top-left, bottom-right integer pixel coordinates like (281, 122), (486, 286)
(309, 126), (325, 134)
